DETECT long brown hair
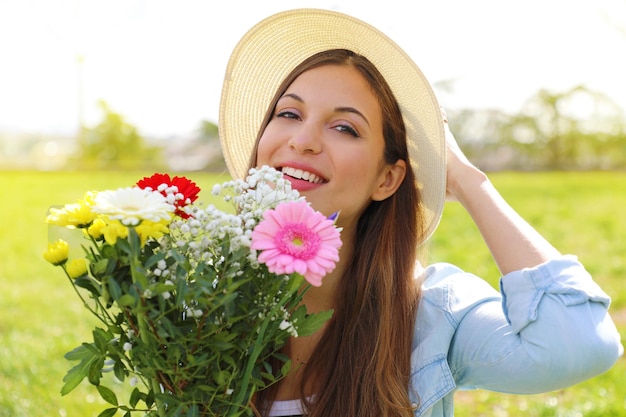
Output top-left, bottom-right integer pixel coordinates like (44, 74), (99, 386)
(250, 49), (424, 417)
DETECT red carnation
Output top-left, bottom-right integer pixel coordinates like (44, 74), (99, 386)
(137, 173), (200, 218)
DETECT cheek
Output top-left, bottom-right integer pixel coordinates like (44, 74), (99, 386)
(336, 148), (379, 180)
(255, 132), (276, 166)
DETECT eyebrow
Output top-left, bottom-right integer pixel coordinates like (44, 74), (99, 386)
(278, 93), (370, 126)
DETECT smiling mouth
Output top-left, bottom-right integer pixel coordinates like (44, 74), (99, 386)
(280, 166), (326, 184)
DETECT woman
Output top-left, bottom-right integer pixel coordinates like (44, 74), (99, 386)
(218, 9), (623, 417)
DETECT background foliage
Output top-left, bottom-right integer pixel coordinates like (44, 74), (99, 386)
(448, 86), (626, 171)
(1, 170), (624, 416)
(70, 101), (165, 171)
(1, 84), (625, 172)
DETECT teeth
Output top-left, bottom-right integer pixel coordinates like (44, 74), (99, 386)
(281, 167), (324, 184)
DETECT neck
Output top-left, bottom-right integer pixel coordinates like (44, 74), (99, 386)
(302, 225), (354, 313)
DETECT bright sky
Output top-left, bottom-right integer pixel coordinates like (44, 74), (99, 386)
(1, 0), (625, 137)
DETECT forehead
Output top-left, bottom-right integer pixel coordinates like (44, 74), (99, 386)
(285, 65), (381, 111)
(289, 63), (371, 89)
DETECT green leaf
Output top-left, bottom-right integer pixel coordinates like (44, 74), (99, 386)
(170, 248), (187, 265)
(73, 276), (101, 296)
(144, 252), (165, 269)
(64, 344), (95, 361)
(93, 327), (109, 352)
(129, 387), (143, 408)
(97, 407), (118, 417)
(145, 389), (154, 407)
(280, 359), (292, 377)
(114, 311), (125, 326)
(115, 236), (131, 256)
(82, 341), (102, 355)
(113, 360), (127, 382)
(61, 346), (100, 395)
(106, 275), (122, 301)
(116, 293), (136, 307)
(88, 356), (104, 385)
(130, 264), (149, 288)
(92, 258), (110, 277)
(101, 243), (118, 258)
(186, 404), (199, 417)
(213, 369), (231, 386)
(97, 385), (119, 406)
(296, 309), (334, 337)
(175, 276), (187, 304)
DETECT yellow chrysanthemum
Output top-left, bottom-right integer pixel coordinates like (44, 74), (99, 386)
(43, 239), (70, 266)
(66, 258), (89, 279)
(86, 217), (107, 240)
(46, 191), (99, 228)
(102, 219), (129, 245)
(135, 219), (170, 246)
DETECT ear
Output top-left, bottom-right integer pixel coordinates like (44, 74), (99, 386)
(371, 159), (406, 201)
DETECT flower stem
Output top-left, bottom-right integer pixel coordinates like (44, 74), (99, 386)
(229, 286), (300, 415)
(229, 318), (269, 415)
(127, 229), (166, 417)
(64, 272), (97, 315)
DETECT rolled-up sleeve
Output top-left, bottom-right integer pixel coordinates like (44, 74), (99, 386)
(449, 256), (623, 394)
(500, 255), (613, 334)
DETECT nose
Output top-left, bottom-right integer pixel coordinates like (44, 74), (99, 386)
(288, 122), (322, 154)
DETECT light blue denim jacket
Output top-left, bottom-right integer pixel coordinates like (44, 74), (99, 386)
(410, 255), (623, 417)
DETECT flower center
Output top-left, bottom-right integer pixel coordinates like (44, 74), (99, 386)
(275, 223), (321, 260)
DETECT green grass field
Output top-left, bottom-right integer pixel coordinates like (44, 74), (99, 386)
(1, 170), (624, 416)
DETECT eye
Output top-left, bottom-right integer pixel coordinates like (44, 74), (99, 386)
(333, 124), (359, 138)
(275, 110), (301, 120)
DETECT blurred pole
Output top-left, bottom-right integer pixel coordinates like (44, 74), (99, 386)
(76, 53), (85, 149)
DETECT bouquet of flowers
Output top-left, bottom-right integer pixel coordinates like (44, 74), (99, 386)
(43, 166), (341, 417)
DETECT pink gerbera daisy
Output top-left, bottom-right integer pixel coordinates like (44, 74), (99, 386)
(250, 200), (342, 287)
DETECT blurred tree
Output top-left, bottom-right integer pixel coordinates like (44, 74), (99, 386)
(198, 119), (219, 143)
(447, 108), (515, 170)
(197, 119), (226, 171)
(163, 119), (226, 172)
(450, 86), (626, 170)
(72, 100), (164, 170)
(514, 86), (625, 169)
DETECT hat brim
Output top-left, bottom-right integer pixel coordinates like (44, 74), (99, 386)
(219, 8), (446, 243)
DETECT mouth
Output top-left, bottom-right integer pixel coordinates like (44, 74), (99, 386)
(280, 166), (327, 184)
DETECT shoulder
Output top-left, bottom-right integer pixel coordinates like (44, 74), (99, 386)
(410, 263), (500, 415)
(411, 262), (501, 363)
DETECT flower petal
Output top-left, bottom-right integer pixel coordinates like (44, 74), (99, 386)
(250, 200), (342, 286)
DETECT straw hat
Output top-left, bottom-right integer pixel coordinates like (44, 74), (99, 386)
(219, 8), (446, 243)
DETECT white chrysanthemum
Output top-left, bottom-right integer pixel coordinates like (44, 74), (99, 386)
(92, 187), (174, 226)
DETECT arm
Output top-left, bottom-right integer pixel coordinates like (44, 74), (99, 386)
(443, 117), (560, 274)
(439, 118), (622, 390)
(446, 258), (622, 393)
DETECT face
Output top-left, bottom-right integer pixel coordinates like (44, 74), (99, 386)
(256, 64), (405, 232)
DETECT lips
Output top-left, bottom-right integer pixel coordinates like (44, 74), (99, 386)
(281, 166), (326, 184)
